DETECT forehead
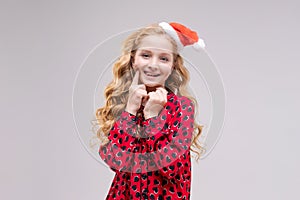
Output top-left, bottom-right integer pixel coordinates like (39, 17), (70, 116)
(136, 35), (174, 54)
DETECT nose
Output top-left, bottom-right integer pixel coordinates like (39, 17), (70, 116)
(148, 57), (159, 68)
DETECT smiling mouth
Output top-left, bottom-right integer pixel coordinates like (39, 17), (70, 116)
(144, 71), (160, 77)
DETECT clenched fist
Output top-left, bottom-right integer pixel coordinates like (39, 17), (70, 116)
(143, 87), (168, 119)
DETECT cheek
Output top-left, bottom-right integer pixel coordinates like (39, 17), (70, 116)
(132, 58), (146, 70)
(132, 65), (142, 72)
(163, 64), (173, 75)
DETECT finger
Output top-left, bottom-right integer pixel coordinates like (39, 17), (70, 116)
(140, 90), (149, 105)
(149, 92), (162, 104)
(142, 95), (149, 105)
(131, 70), (140, 86)
(140, 89), (148, 98)
(156, 88), (168, 103)
(133, 88), (147, 98)
(156, 87), (168, 95)
(131, 84), (145, 92)
(156, 89), (165, 103)
(146, 92), (154, 102)
(129, 77), (145, 94)
(147, 91), (156, 98)
(156, 88), (167, 98)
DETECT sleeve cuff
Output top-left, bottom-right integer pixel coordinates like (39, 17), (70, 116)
(142, 108), (168, 137)
(107, 110), (139, 144)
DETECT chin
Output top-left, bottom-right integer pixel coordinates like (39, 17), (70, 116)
(144, 82), (162, 87)
(144, 82), (157, 86)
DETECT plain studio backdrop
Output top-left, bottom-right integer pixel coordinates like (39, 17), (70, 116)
(1, 0), (299, 199)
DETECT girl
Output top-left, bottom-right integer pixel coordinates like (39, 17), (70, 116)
(96, 22), (205, 200)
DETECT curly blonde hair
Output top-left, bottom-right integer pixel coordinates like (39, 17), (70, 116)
(91, 23), (205, 161)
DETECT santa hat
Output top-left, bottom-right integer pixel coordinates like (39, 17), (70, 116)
(159, 22), (205, 52)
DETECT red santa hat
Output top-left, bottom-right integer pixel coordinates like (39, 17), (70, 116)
(159, 22), (206, 52)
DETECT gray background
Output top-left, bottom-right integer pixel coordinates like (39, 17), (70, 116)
(1, 0), (299, 199)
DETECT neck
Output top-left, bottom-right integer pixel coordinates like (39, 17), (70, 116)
(146, 85), (163, 93)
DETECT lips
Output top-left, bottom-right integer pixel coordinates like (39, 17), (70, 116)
(144, 71), (160, 77)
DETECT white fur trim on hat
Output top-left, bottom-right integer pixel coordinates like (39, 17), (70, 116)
(193, 38), (206, 51)
(159, 22), (184, 52)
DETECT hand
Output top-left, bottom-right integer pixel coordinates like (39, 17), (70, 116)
(125, 70), (148, 115)
(143, 87), (168, 119)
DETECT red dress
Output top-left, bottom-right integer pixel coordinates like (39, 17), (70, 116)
(99, 91), (194, 200)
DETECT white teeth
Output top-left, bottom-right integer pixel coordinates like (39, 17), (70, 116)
(145, 72), (159, 77)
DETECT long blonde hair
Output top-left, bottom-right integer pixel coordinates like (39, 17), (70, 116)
(91, 24), (205, 161)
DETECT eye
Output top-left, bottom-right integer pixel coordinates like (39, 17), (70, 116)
(160, 56), (169, 62)
(141, 53), (150, 58)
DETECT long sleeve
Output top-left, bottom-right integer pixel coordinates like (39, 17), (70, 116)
(101, 93), (194, 200)
(98, 110), (142, 172)
(141, 94), (194, 178)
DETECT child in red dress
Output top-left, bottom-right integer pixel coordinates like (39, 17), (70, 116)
(96, 22), (205, 200)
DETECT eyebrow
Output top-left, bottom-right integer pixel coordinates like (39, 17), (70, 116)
(138, 49), (172, 57)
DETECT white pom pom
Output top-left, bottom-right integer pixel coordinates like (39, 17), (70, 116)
(193, 38), (206, 51)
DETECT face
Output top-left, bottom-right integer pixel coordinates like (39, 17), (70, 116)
(132, 34), (174, 87)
